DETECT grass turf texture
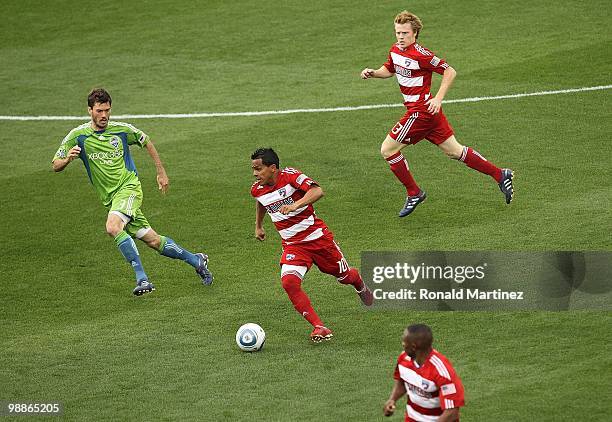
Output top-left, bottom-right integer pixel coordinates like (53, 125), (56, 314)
(1, 0), (611, 420)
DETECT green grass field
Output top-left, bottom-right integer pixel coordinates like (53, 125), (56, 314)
(1, 0), (611, 420)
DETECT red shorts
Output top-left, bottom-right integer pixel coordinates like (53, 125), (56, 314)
(280, 234), (350, 279)
(388, 109), (454, 145)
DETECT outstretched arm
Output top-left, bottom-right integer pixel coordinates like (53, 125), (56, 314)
(279, 186), (324, 215)
(52, 146), (81, 172)
(426, 66), (457, 114)
(361, 65), (394, 79)
(145, 141), (169, 194)
(255, 201), (266, 241)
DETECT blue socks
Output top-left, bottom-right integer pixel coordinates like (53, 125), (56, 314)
(158, 236), (200, 268)
(115, 231), (148, 282)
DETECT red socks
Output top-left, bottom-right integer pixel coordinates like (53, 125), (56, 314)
(460, 147), (502, 182)
(337, 268), (365, 291)
(281, 274), (323, 327)
(385, 152), (421, 196)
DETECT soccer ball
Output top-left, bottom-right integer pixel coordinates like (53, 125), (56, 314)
(236, 323), (266, 352)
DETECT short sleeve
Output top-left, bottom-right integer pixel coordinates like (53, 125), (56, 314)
(414, 45), (450, 75)
(383, 52), (395, 73)
(433, 358), (465, 409)
(124, 123), (149, 147)
(52, 134), (77, 162)
(285, 168), (318, 192)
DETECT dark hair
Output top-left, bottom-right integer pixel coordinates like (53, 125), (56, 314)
(406, 323), (433, 348)
(251, 148), (280, 168)
(88, 88), (112, 107)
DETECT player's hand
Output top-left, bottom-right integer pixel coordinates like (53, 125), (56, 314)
(255, 227), (266, 241)
(426, 97), (443, 114)
(361, 68), (375, 79)
(67, 146), (81, 161)
(157, 171), (169, 194)
(279, 204), (298, 215)
(383, 399), (396, 417)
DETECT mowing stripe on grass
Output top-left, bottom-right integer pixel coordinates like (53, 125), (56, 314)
(1, 84), (610, 121)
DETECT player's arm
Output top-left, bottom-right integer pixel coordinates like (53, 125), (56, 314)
(438, 408), (460, 422)
(279, 185), (324, 215)
(383, 379), (406, 416)
(426, 66), (456, 114)
(361, 65), (394, 79)
(144, 140), (169, 194)
(255, 201), (266, 241)
(52, 146), (81, 172)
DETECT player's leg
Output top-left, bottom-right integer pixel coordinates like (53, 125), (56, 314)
(127, 212), (213, 285)
(437, 134), (514, 204)
(382, 112), (428, 217)
(279, 248), (331, 342)
(106, 211), (153, 296)
(312, 237), (374, 306)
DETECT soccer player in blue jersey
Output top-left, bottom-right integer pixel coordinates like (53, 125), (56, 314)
(52, 88), (213, 296)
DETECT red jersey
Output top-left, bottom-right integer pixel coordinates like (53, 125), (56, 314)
(383, 42), (450, 111)
(251, 168), (330, 246)
(394, 350), (465, 422)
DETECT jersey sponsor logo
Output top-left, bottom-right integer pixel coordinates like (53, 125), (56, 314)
(430, 56), (441, 67)
(88, 149), (123, 165)
(394, 65), (412, 77)
(407, 382), (438, 399)
(265, 196), (295, 214)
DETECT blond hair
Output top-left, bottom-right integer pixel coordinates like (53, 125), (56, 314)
(394, 11), (423, 39)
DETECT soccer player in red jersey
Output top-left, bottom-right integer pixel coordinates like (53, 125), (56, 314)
(250, 148), (374, 343)
(384, 324), (465, 421)
(361, 11), (514, 217)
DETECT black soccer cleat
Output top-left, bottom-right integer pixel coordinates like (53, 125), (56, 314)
(195, 253), (213, 286)
(133, 279), (155, 296)
(399, 190), (427, 218)
(498, 169), (514, 204)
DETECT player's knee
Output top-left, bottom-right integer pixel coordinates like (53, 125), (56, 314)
(145, 235), (161, 250)
(445, 149), (462, 160)
(281, 274), (302, 293)
(105, 221), (122, 237)
(381, 136), (401, 159)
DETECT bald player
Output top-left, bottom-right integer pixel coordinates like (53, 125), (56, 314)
(384, 324), (465, 421)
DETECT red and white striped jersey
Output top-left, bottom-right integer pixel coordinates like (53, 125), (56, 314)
(394, 350), (465, 422)
(251, 168), (330, 246)
(383, 42), (450, 111)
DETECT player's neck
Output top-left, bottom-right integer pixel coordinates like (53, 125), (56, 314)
(415, 348), (432, 365)
(90, 121), (106, 132)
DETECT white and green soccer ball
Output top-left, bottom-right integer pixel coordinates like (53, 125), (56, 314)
(236, 323), (266, 352)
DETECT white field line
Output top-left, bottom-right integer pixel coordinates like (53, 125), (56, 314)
(1, 84), (610, 121)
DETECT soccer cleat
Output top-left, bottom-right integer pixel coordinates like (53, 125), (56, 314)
(310, 325), (333, 343)
(195, 253), (213, 286)
(357, 284), (374, 306)
(498, 169), (514, 204)
(398, 190), (427, 217)
(133, 279), (155, 296)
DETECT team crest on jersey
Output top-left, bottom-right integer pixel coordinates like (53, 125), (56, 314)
(421, 380), (430, 390)
(278, 188), (287, 197)
(109, 136), (120, 150)
(404, 58), (414, 67)
(286, 254), (295, 261)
